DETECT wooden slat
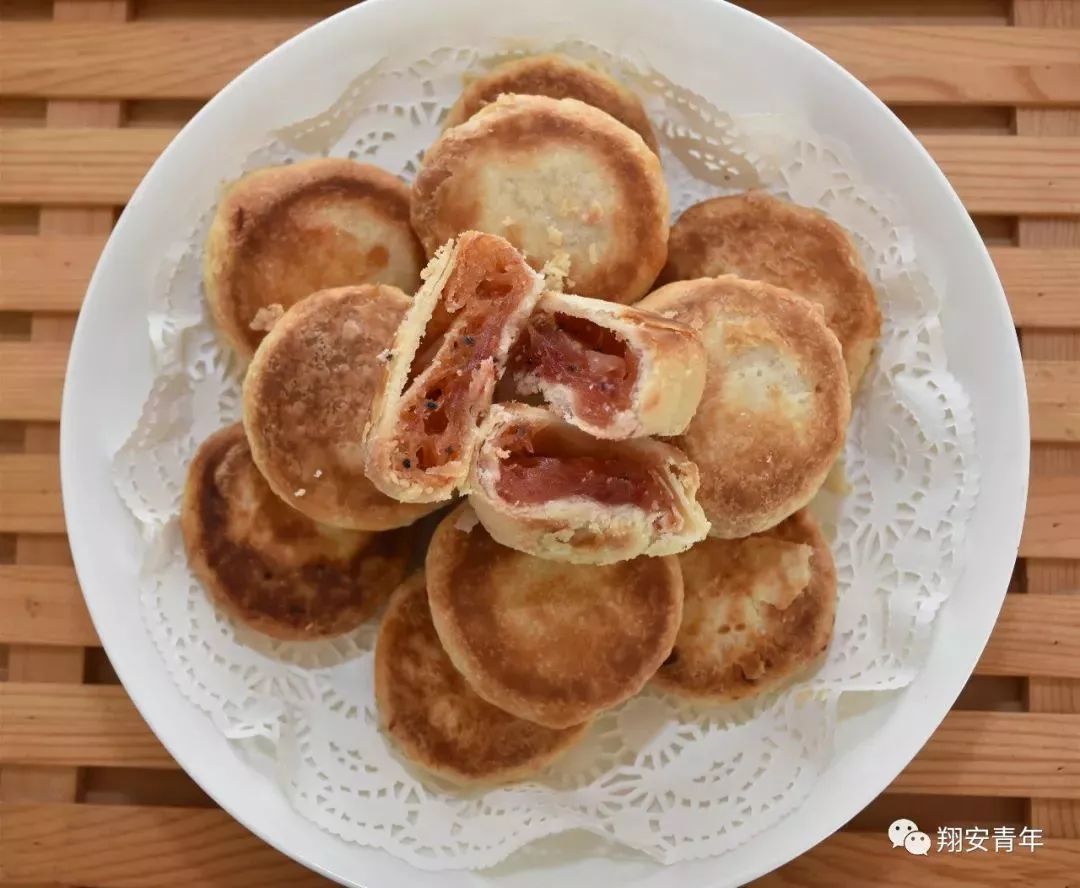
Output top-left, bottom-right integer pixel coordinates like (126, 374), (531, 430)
(0, 20), (297, 99)
(4, 570), (1068, 669)
(1, 22), (1078, 105)
(1021, 475), (1080, 560)
(0, 341), (67, 421)
(1028, 360), (1080, 443)
(793, 23), (1080, 65)
(1, 0), (129, 814)
(990, 246), (1080, 328)
(0, 238), (1072, 328)
(0, 234), (104, 312)
(3, 803), (1076, 888)
(4, 683), (1077, 799)
(1014, 0), (1080, 844)
(0, 453), (64, 534)
(4, 127), (1078, 215)
(846, 792), (1027, 832)
(797, 28), (1080, 105)
(1, 802), (328, 888)
(0, 565), (97, 647)
(919, 134), (1080, 215)
(890, 711), (1080, 798)
(0, 683), (173, 769)
(977, 594), (1080, 678)
(758, 832), (1080, 887)
(0, 127), (173, 205)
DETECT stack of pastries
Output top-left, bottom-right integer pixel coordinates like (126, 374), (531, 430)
(182, 54), (880, 785)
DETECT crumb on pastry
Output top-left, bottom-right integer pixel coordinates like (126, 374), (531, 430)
(249, 303), (285, 332)
(542, 250), (573, 291)
(454, 509), (479, 533)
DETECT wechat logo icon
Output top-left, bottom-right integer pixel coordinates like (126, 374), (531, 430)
(889, 819), (931, 855)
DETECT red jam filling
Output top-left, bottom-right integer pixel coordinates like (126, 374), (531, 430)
(512, 312), (637, 428)
(399, 236), (533, 470)
(493, 424), (673, 511)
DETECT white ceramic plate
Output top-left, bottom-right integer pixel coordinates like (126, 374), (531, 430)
(61, 0), (1029, 884)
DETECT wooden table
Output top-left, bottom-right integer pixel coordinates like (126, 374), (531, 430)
(1, 1), (1079, 885)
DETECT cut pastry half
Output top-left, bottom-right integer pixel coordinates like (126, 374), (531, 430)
(468, 402), (710, 564)
(508, 291), (706, 439)
(364, 231), (545, 503)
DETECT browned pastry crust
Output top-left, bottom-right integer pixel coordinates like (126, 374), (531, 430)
(426, 504), (683, 728)
(443, 53), (659, 153)
(243, 284), (439, 530)
(374, 572), (589, 785)
(660, 191), (881, 391)
(653, 510), (837, 701)
(180, 424), (409, 639)
(412, 94), (668, 304)
(204, 158), (424, 359)
(639, 276), (850, 539)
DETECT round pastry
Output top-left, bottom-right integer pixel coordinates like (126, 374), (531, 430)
(181, 424), (409, 639)
(426, 504), (683, 728)
(639, 276), (850, 539)
(443, 53), (659, 153)
(661, 191), (881, 390)
(204, 157), (424, 359)
(375, 572), (589, 785)
(364, 231), (544, 503)
(243, 284), (438, 531)
(653, 510), (837, 701)
(412, 94), (669, 304)
(468, 402), (709, 564)
(508, 290), (706, 439)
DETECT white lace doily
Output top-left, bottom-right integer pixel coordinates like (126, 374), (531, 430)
(112, 41), (979, 871)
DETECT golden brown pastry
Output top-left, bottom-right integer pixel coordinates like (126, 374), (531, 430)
(469, 403), (709, 564)
(661, 191), (881, 390)
(412, 94), (668, 304)
(653, 510), (837, 701)
(181, 424), (408, 640)
(204, 158), (424, 359)
(444, 53), (659, 153)
(508, 290), (706, 439)
(364, 231), (544, 503)
(426, 504), (683, 728)
(639, 276), (850, 539)
(243, 285), (439, 530)
(375, 572), (589, 785)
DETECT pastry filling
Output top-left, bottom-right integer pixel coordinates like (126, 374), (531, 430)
(512, 312), (638, 428)
(399, 235), (535, 471)
(493, 424), (674, 512)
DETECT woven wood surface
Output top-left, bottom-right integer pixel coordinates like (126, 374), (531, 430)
(0, 1), (1078, 885)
